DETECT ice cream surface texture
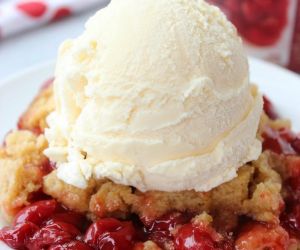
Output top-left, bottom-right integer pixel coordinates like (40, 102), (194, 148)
(45, 0), (263, 192)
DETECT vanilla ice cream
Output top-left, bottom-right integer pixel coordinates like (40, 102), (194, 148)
(44, 0), (263, 192)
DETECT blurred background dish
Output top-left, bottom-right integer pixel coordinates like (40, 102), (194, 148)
(0, 0), (299, 78)
(208, 0), (300, 72)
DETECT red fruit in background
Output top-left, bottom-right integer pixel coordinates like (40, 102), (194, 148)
(13, 199), (58, 226)
(17, 1), (47, 18)
(49, 240), (94, 250)
(235, 222), (289, 250)
(51, 7), (72, 22)
(84, 218), (136, 250)
(27, 221), (80, 250)
(209, 0), (289, 46)
(0, 222), (38, 249)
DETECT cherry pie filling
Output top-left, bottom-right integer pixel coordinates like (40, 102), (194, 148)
(1, 96), (300, 250)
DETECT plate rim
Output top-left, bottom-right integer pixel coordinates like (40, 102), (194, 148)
(0, 60), (55, 90)
(249, 57), (300, 81)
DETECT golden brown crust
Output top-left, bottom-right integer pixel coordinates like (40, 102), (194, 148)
(0, 81), (286, 232)
(0, 130), (49, 221)
(131, 188), (211, 222)
(133, 241), (162, 250)
(89, 182), (135, 219)
(242, 153), (283, 224)
(42, 152), (282, 230)
(17, 80), (54, 134)
(210, 165), (254, 231)
(43, 170), (96, 213)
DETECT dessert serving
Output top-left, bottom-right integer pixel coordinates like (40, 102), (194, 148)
(0, 0), (300, 249)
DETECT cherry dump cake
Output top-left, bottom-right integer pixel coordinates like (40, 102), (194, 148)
(1, 0), (300, 249)
(0, 82), (299, 249)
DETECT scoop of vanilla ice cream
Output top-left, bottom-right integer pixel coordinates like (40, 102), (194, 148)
(45, 0), (263, 192)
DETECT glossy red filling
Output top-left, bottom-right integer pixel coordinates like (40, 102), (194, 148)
(0, 203), (235, 250)
(1, 97), (300, 250)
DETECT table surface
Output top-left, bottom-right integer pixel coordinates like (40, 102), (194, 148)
(0, 3), (108, 81)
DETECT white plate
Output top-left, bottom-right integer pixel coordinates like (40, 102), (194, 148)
(0, 57), (299, 249)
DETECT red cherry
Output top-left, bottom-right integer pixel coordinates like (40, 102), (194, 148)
(283, 157), (300, 204)
(0, 222), (38, 249)
(17, 1), (47, 18)
(174, 222), (230, 250)
(144, 212), (192, 247)
(84, 218), (136, 250)
(175, 227), (215, 250)
(17, 120), (42, 134)
(27, 221), (80, 250)
(278, 128), (296, 143)
(13, 200), (58, 226)
(49, 240), (93, 250)
(286, 175), (300, 192)
(263, 96), (279, 120)
(27, 189), (52, 203)
(51, 7), (71, 22)
(148, 230), (171, 248)
(262, 127), (296, 155)
(284, 177), (300, 204)
(40, 159), (56, 175)
(235, 222), (289, 250)
(45, 211), (88, 231)
(286, 156), (300, 178)
(146, 212), (192, 233)
(281, 205), (300, 238)
(292, 138), (300, 155)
